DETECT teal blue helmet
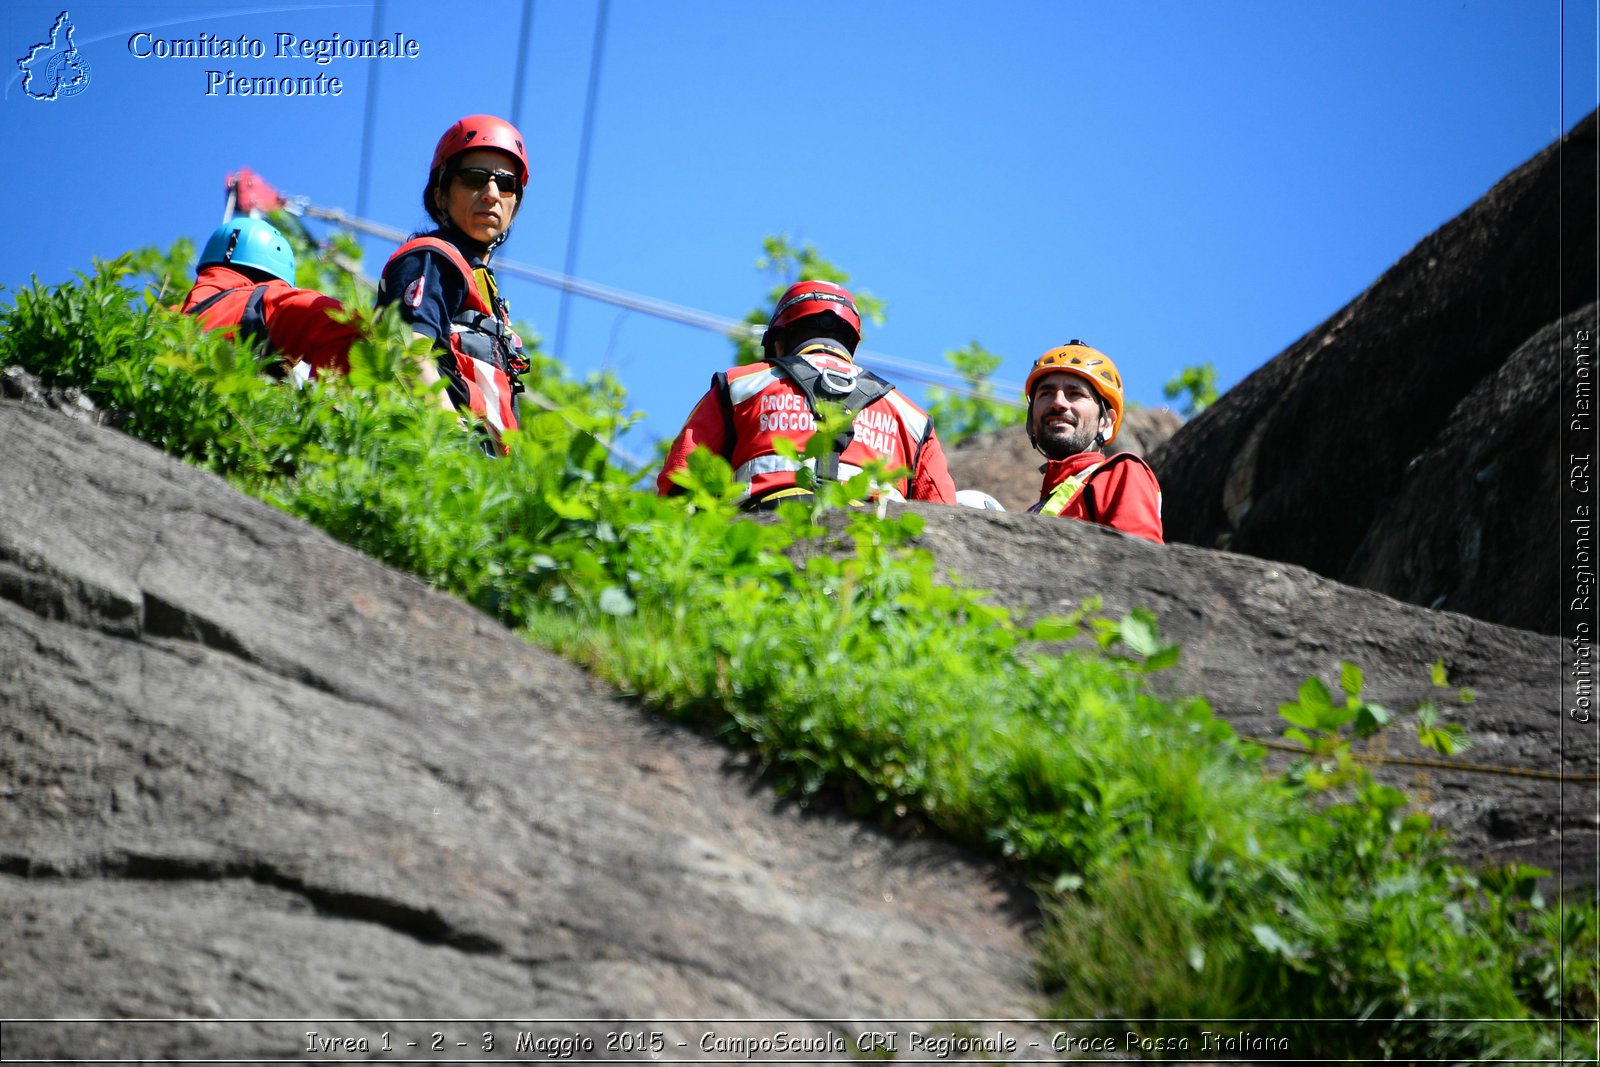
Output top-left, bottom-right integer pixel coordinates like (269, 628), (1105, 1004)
(199, 217), (295, 282)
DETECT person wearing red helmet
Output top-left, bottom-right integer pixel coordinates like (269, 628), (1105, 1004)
(377, 114), (531, 449)
(1024, 340), (1163, 543)
(658, 280), (957, 508)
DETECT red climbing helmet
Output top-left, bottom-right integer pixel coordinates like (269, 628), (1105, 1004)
(429, 114), (530, 186)
(762, 280), (862, 357)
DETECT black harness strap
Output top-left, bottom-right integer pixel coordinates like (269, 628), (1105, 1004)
(711, 370), (738, 460)
(450, 309), (527, 393)
(186, 284), (276, 358)
(184, 289), (232, 318)
(1078, 451), (1145, 522)
(238, 285), (272, 356)
(769, 352), (896, 483)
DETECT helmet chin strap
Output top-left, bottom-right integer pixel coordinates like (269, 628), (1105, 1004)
(1092, 399), (1112, 450)
(483, 196), (521, 254)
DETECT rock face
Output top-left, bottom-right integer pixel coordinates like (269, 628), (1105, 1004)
(0, 364), (105, 424)
(1150, 110), (1598, 636)
(893, 501), (1596, 888)
(946, 405), (1184, 513)
(1342, 304), (1588, 632)
(0, 403), (1045, 1059)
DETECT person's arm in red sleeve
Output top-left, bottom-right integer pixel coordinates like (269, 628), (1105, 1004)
(908, 428), (958, 504)
(1093, 458), (1165, 544)
(261, 285), (361, 377)
(657, 382), (733, 496)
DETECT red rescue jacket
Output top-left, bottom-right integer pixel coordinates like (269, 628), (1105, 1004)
(180, 265), (357, 377)
(383, 237), (526, 437)
(658, 341), (957, 506)
(1029, 451), (1164, 543)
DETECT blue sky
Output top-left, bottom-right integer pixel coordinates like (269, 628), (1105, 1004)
(3, 1), (1595, 458)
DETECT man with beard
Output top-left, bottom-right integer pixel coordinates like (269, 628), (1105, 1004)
(1024, 341), (1163, 543)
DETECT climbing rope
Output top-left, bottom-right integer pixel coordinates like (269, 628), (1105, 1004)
(1241, 735), (1600, 784)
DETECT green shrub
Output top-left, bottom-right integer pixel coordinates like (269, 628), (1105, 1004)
(925, 340), (1026, 446)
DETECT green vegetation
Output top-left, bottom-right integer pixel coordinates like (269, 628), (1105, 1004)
(1163, 361), (1218, 416)
(924, 340), (1026, 446)
(3, 242), (1594, 1063)
(732, 234), (886, 365)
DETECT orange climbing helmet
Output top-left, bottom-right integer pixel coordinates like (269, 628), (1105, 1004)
(1025, 340), (1125, 446)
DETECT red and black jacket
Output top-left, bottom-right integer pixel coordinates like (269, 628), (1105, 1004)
(181, 265), (356, 377)
(1030, 450), (1164, 543)
(379, 235), (527, 437)
(658, 340), (957, 506)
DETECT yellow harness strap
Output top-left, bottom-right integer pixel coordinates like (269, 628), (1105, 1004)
(1038, 459), (1106, 517)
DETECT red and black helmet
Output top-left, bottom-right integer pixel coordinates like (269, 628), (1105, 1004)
(762, 280), (861, 357)
(430, 114), (530, 186)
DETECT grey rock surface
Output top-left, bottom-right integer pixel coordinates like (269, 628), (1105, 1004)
(0, 403), (1051, 1060)
(1340, 303), (1590, 634)
(2, 384), (1591, 1061)
(0, 364), (104, 424)
(891, 500), (1596, 886)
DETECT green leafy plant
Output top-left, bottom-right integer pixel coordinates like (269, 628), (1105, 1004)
(1163, 361), (1218, 416)
(731, 235), (885, 365)
(924, 340), (1025, 446)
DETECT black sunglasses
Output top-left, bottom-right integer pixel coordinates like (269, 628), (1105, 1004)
(453, 166), (521, 195)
